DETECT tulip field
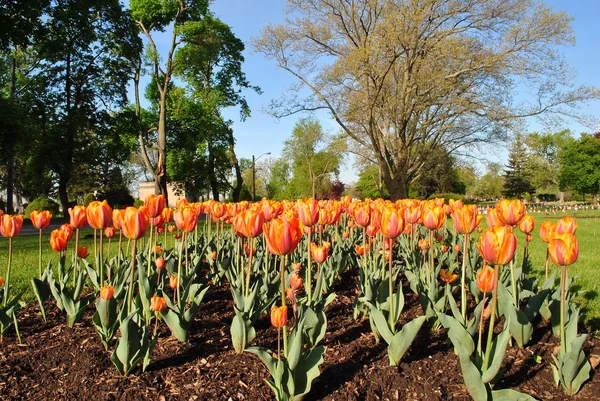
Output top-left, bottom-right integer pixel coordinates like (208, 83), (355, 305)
(0, 197), (599, 400)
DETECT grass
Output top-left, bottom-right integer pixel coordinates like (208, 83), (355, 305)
(1, 212), (599, 330)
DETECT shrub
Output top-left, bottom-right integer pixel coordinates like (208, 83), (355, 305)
(133, 199), (144, 208)
(428, 193), (465, 202)
(24, 197), (60, 217)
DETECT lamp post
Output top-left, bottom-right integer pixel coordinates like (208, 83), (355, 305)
(252, 152), (271, 201)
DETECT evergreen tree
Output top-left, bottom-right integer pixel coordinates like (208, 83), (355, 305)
(502, 134), (535, 199)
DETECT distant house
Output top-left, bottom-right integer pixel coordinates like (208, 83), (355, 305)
(138, 182), (186, 208)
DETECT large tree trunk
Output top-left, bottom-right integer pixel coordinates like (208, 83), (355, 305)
(156, 91), (169, 206)
(380, 164), (409, 200)
(227, 128), (243, 202)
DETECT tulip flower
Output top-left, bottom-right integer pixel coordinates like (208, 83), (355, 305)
(271, 305), (288, 328)
(77, 246), (89, 258)
(351, 203), (371, 228)
(289, 271), (303, 291)
(297, 198), (320, 227)
(173, 204), (197, 233)
(144, 194), (166, 218)
(86, 200), (112, 230)
(485, 208), (502, 228)
(121, 207), (149, 240)
(50, 229), (69, 252)
(380, 206), (405, 239)
(518, 215), (535, 235)
(366, 224), (379, 237)
(355, 244), (369, 256)
(451, 204), (480, 234)
(104, 226), (116, 239)
(476, 266), (495, 293)
(155, 257), (166, 270)
(422, 206), (445, 231)
(440, 245), (448, 253)
(342, 231), (349, 239)
(311, 243), (328, 264)
(100, 285), (114, 301)
(233, 209), (264, 238)
(169, 274), (179, 289)
(263, 217), (303, 256)
(539, 221), (556, 242)
(495, 199), (525, 227)
(0, 214), (23, 238)
(68, 205), (87, 229)
(439, 269), (459, 284)
(476, 226), (517, 266)
(548, 233), (579, 267)
(30, 210), (52, 229)
(150, 295), (167, 312)
(555, 216), (577, 235)
(112, 209), (125, 230)
(418, 239), (430, 251)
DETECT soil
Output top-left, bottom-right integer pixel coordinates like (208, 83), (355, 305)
(0, 271), (598, 401)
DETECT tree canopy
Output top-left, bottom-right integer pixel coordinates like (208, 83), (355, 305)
(254, 0), (600, 199)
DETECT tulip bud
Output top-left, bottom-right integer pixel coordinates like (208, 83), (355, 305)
(104, 226), (116, 238)
(77, 246), (89, 258)
(270, 305), (288, 328)
(100, 285), (114, 300)
(289, 271), (303, 291)
(453, 244), (461, 253)
(342, 231), (349, 239)
(291, 263), (302, 272)
(476, 266), (495, 293)
(151, 295), (167, 312)
(169, 274), (179, 289)
(209, 251), (217, 260)
(441, 245), (448, 253)
(155, 257), (166, 270)
(418, 239), (430, 251)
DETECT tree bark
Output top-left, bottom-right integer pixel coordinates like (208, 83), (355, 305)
(227, 128), (243, 202)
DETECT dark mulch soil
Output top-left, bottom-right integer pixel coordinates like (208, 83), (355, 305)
(1, 272), (599, 401)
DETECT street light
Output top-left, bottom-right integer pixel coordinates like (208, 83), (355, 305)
(252, 152), (271, 201)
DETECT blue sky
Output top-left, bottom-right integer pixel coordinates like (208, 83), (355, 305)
(145, 0), (600, 183)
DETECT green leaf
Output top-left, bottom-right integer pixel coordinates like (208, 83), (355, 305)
(482, 324), (511, 383)
(293, 346), (325, 398)
(231, 312), (248, 353)
(491, 389), (537, 400)
(160, 309), (188, 342)
(245, 346), (278, 379)
(365, 301), (393, 344)
(388, 315), (426, 366)
(458, 352), (488, 401)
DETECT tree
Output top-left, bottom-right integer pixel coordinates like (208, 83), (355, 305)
(355, 165), (389, 199)
(410, 145), (465, 198)
(525, 130), (574, 194)
(282, 118), (344, 199)
(559, 134), (600, 198)
(503, 134), (535, 199)
(130, 0), (211, 203)
(254, 0), (599, 200)
(266, 159), (291, 200)
(471, 163), (504, 200)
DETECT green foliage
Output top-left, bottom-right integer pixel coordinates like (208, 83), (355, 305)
(559, 134), (600, 196)
(471, 163), (504, 200)
(411, 145), (466, 198)
(525, 130), (574, 194)
(355, 165), (389, 199)
(428, 193), (465, 202)
(24, 197), (60, 217)
(503, 134), (535, 199)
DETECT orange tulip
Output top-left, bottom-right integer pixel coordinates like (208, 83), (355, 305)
(441, 245), (449, 253)
(539, 221), (556, 243)
(86, 200), (112, 230)
(555, 217), (577, 235)
(311, 243), (328, 264)
(60, 223), (74, 241)
(173, 204), (197, 233)
(263, 216), (303, 256)
(104, 226), (116, 238)
(451, 204), (480, 234)
(0, 214), (23, 238)
(30, 210), (52, 229)
(209, 251), (217, 260)
(476, 226), (517, 266)
(292, 263), (302, 271)
(548, 233), (578, 266)
(210, 202), (227, 220)
(297, 198), (320, 227)
(151, 295), (167, 312)
(366, 224), (379, 237)
(100, 285), (114, 300)
(453, 244), (461, 253)
(439, 269), (459, 284)
(144, 194), (166, 218)
(422, 206), (445, 231)
(289, 271), (303, 291)
(351, 203), (371, 228)
(403, 201), (421, 225)
(120, 207), (149, 240)
(342, 231), (349, 239)
(50, 229), (69, 252)
(169, 274), (179, 289)
(261, 200), (283, 222)
(355, 243), (369, 256)
(476, 266), (495, 293)
(112, 209), (125, 230)
(155, 257), (166, 270)
(270, 305), (288, 328)
(233, 209), (264, 238)
(380, 206), (405, 239)
(496, 199), (525, 227)
(68, 205), (87, 229)
(162, 207), (173, 223)
(486, 208), (502, 228)
(77, 246), (89, 258)
(418, 239), (430, 251)
(518, 215), (535, 235)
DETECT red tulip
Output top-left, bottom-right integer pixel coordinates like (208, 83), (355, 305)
(77, 246), (89, 258)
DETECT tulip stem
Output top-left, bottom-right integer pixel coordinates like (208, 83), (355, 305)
(127, 240), (137, 315)
(388, 238), (395, 330)
(510, 259), (517, 307)
(147, 221), (154, 276)
(545, 248), (550, 280)
(306, 228), (312, 305)
(99, 230), (104, 287)
(483, 265), (500, 371)
(36, 229), (42, 279)
(118, 231), (123, 267)
(245, 238), (254, 297)
(461, 234), (469, 322)
(477, 293), (487, 353)
(177, 232), (185, 306)
(560, 265), (566, 354)
(3, 238), (13, 307)
(73, 229), (80, 287)
(280, 255), (288, 357)
(277, 326), (281, 360)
